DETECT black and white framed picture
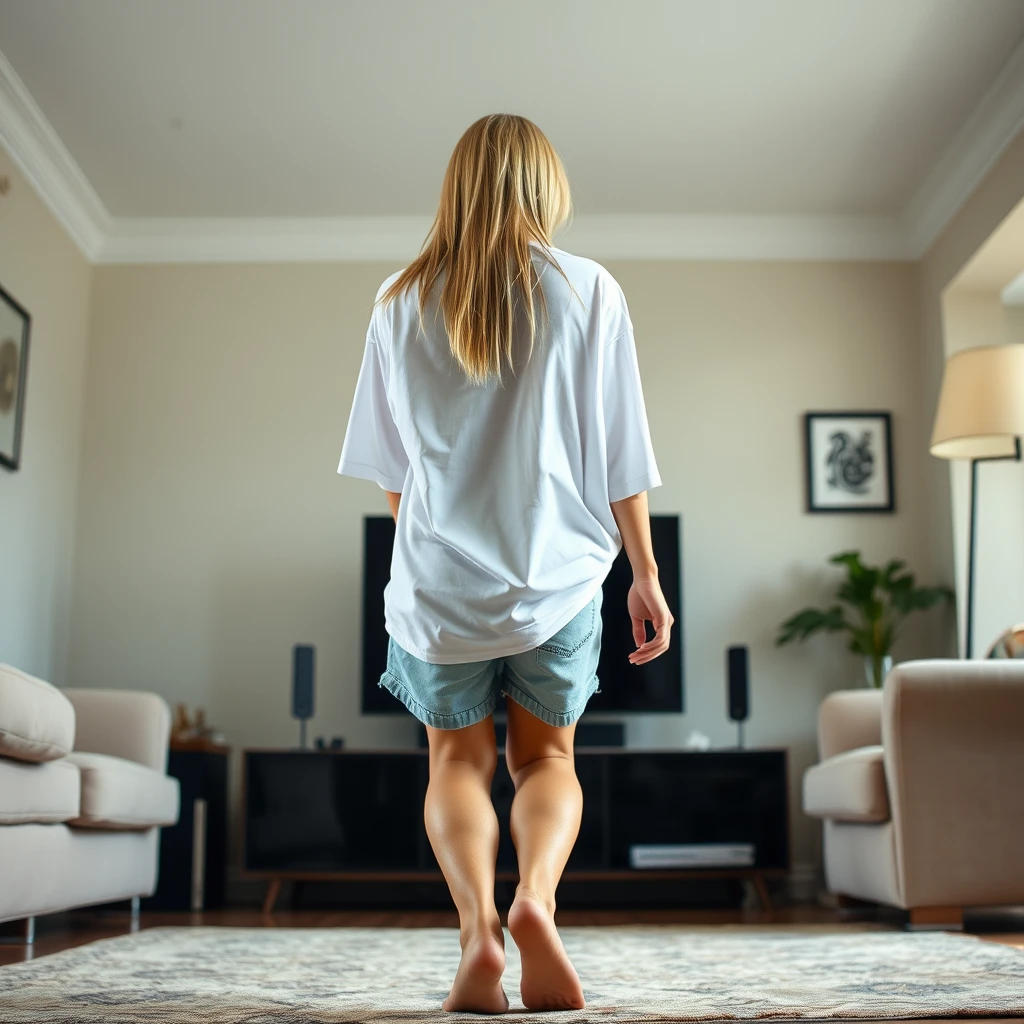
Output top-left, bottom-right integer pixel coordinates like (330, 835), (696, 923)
(0, 283), (31, 472)
(804, 411), (894, 513)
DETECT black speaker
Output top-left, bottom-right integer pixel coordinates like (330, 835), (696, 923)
(727, 645), (749, 723)
(292, 645), (315, 748)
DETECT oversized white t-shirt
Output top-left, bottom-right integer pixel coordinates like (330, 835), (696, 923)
(338, 245), (661, 665)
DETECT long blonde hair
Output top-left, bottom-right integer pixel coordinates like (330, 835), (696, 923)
(380, 114), (573, 383)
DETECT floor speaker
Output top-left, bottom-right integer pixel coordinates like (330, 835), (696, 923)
(727, 645), (749, 747)
(292, 644), (315, 748)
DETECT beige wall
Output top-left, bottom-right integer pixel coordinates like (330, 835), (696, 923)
(71, 258), (942, 874)
(0, 150), (92, 682)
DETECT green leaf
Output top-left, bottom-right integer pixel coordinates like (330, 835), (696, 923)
(835, 560), (880, 607)
(829, 551), (865, 573)
(881, 559), (907, 585)
(775, 605), (848, 646)
(891, 584), (955, 614)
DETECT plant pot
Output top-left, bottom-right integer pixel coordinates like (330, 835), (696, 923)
(864, 654), (893, 688)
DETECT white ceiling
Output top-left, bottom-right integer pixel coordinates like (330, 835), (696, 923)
(1, 0), (1024, 261)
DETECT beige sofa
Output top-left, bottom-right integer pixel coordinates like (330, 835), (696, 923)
(0, 664), (180, 942)
(803, 659), (1024, 928)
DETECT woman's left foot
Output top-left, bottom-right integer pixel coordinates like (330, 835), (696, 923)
(442, 926), (508, 1014)
(508, 887), (585, 1011)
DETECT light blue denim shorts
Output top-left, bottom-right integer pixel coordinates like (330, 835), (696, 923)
(380, 589), (603, 730)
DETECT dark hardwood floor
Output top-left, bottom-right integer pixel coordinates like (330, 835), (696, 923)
(2, 903), (1022, 967)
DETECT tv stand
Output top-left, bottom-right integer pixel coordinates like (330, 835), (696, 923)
(243, 747), (788, 911)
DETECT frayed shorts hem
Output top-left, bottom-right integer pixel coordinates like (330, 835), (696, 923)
(501, 676), (599, 729)
(379, 672), (497, 731)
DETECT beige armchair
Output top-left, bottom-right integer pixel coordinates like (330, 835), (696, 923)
(803, 659), (1024, 928)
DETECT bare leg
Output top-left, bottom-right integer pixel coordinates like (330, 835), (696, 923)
(425, 715), (508, 1013)
(504, 698), (586, 1011)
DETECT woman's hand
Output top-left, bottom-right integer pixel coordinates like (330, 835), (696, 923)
(627, 576), (673, 665)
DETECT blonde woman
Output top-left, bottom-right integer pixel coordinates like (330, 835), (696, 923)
(339, 114), (671, 1013)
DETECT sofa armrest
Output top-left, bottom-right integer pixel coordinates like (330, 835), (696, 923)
(882, 659), (1024, 908)
(63, 689), (171, 773)
(818, 689), (882, 760)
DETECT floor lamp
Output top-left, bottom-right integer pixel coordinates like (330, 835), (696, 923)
(930, 344), (1024, 657)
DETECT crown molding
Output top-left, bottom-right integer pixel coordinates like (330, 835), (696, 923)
(904, 33), (1024, 259)
(96, 216), (436, 263)
(559, 214), (913, 262)
(0, 48), (109, 259)
(93, 212), (913, 264)
(2, 37), (1023, 265)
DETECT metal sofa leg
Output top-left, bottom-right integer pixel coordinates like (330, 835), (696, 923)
(130, 896), (140, 931)
(0, 917), (35, 945)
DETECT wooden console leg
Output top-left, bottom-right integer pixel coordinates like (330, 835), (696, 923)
(752, 875), (773, 912)
(262, 878), (282, 915)
(908, 906), (963, 930)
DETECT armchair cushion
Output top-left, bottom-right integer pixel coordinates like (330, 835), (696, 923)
(0, 664), (76, 763)
(0, 757), (80, 824)
(804, 745), (889, 823)
(67, 752), (179, 830)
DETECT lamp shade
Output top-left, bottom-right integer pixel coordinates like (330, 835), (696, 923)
(930, 344), (1024, 459)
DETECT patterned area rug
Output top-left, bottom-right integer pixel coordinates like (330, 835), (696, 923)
(1, 925), (1023, 1023)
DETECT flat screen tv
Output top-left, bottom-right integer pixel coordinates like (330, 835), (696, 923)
(361, 514), (683, 714)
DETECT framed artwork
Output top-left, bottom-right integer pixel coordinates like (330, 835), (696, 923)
(804, 411), (894, 513)
(0, 283), (31, 472)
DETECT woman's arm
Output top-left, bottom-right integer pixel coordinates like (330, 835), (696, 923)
(609, 491), (673, 665)
(386, 491), (401, 522)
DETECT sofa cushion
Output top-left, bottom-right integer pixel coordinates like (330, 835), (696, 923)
(66, 752), (179, 830)
(803, 745), (890, 823)
(0, 757), (80, 824)
(0, 664), (76, 763)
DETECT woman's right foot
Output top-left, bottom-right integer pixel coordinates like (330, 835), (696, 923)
(508, 887), (585, 1010)
(442, 926), (508, 1014)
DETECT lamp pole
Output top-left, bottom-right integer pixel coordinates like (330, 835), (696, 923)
(964, 439), (1022, 658)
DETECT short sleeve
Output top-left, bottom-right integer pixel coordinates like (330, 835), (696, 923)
(337, 323), (410, 492)
(603, 323), (662, 503)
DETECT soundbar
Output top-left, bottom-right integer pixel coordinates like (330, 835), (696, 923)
(629, 843), (756, 869)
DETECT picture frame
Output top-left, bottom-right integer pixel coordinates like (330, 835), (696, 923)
(804, 411), (894, 514)
(0, 283), (31, 472)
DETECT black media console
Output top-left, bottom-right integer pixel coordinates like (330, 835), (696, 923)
(244, 748), (789, 912)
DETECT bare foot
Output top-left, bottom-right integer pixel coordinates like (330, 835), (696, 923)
(442, 926), (509, 1014)
(507, 888), (585, 1010)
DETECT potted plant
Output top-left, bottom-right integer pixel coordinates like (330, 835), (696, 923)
(776, 551), (954, 687)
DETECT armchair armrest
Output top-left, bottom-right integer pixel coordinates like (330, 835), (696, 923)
(882, 659), (1024, 908)
(804, 745), (889, 822)
(817, 689), (882, 760)
(63, 689), (171, 772)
